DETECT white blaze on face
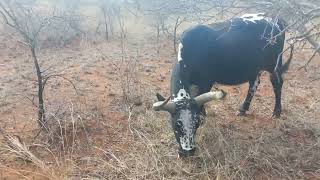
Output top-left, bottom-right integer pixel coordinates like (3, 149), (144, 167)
(173, 88), (190, 102)
(173, 88), (195, 150)
(240, 13), (272, 24)
(178, 109), (195, 151)
(177, 43), (183, 62)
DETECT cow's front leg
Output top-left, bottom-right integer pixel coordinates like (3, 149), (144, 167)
(238, 74), (261, 116)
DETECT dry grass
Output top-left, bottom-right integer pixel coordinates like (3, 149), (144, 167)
(82, 108), (319, 180)
(2, 104), (312, 179)
(1, 89), (320, 179)
(0, 102), (95, 179)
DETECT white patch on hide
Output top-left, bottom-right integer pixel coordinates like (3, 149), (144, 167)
(173, 89), (190, 102)
(249, 74), (261, 94)
(178, 109), (195, 151)
(240, 13), (272, 24)
(177, 43), (183, 62)
(252, 77), (260, 92)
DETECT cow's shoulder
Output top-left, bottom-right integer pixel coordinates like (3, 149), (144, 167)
(181, 22), (229, 43)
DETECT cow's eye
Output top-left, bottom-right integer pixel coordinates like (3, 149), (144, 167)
(180, 93), (184, 97)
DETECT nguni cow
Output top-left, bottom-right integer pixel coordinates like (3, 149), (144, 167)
(153, 13), (294, 157)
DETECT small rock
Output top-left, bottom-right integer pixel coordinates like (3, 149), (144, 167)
(133, 96), (143, 106)
(144, 65), (156, 72)
(158, 74), (165, 81)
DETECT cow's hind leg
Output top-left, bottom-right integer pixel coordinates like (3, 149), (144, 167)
(270, 68), (283, 118)
(238, 73), (261, 116)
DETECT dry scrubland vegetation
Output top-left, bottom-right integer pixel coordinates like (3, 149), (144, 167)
(0, 0), (320, 179)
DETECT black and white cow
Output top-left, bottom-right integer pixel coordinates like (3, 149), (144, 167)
(153, 13), (294, 157)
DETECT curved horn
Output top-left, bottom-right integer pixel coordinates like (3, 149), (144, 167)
(152, 96), (176, 113)
(194, 90), (226, 106)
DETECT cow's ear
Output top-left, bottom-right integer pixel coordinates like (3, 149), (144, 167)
(156, 93), (166, 101)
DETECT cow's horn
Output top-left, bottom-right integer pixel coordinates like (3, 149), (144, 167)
(194, 90), (225, 106)
(152, 97), (176, 113)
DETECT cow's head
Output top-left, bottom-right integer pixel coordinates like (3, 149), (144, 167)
(153, 89), (225, 157)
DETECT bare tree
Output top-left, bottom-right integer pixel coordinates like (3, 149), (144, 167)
(148, 12), (167, 53)
(101, 5), (110, 40)
(254, 0), (320, 69)
(0, 1), (55, 130)
(50, 0), (86, 47)
(97, 0), (122, 40)
(137, 0), (189, 54)
(164, 16), (186, 54)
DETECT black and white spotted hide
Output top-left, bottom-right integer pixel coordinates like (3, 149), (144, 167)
(171, 95), (201, 155)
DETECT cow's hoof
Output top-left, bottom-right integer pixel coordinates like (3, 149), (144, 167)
(272, 110), (281, 118)
(272, 113), (281, 119)
(236, 111), (246, 116)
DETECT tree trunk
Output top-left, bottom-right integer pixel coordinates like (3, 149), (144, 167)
(173, 18), (180, 55)
(298, 26), (320, 54)
(31, 47), (46, 130)
(173, 25), (177, 55)
(103, 9), (109, 41)
(107, 13), (114, 36)
(156, 24), (160, 54)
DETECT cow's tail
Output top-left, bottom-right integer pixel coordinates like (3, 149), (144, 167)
(281, 43), (294, 73)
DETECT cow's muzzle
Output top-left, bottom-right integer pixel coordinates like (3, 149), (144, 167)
(178, 148), (196, 157)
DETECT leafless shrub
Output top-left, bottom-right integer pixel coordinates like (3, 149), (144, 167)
(104, 6), (143, 110)
(39, 0), (86, 48)
(43, 14), (84, 48)
(0, 1), (78, 131)
(0, 103), (95, 179)
(111, 41), (142, 112)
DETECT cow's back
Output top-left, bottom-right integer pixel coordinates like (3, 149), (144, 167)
(180, 16), (285, 86)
